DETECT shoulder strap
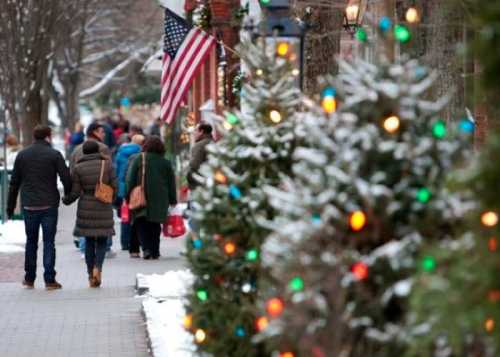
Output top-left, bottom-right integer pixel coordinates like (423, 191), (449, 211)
(141, 153), (146, 187)
(99, 160), (105, 185)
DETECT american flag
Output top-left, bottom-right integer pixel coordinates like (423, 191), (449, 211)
(161, 8), (216, 124)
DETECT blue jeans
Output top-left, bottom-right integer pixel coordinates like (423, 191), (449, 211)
(23, 207), (58, 283)
(85, 237), (107, 277)
(79, 237), (112, 254)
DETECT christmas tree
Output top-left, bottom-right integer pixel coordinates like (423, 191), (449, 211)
(255, 22), (474, 357)
(184, 38), (302, 356)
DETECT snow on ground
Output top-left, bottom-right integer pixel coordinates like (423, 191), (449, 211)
(0, 220), (25, 253)
(140, 270), (196, 357)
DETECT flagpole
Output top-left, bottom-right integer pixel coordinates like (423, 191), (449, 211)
(158, 3), (241, 58)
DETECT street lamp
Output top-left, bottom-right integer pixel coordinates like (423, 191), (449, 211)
(259, 0), (306, 89)
(344, 3), (360, 35)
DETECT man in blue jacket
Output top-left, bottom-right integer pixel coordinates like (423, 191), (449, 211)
(7, 125), (72, 290)
(115, 134), (145, 251)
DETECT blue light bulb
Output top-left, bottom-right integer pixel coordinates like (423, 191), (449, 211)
(459, 119), (475, 133)
(229, 185), (242, 199)
(321, 87), (336, 99)
(379, 17), (392, 32)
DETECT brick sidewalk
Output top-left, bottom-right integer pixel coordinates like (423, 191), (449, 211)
(0, 205), (186, 357)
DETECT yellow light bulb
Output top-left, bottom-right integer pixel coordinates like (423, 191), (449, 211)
(481, 211), (499, 227)
(270, 110), (283, 123)
(256, 69), (263, 76)
(183, 314), (193, 329)
(292, 68), (300, 76)
(349, 211), (367, 231)
(383, 115), (400, 133)
(406, 7), (420, 23)
(195, 329), (206, 343)
(322, 97), (337, 114)
(223, 121), (233, 131)
(277, 42), (290, 57)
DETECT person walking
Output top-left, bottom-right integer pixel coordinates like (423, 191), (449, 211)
(115, 134), (144, 252)
(63, 141), (117, 287)
(126, 136), (177, 260)
(69, 122), (85, 154)
(186, 123), (213, 235)
(71, 122), (115, 258)
(7, 125), (72, 290)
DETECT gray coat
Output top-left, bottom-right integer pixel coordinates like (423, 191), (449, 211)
(63, 153), (117, 237)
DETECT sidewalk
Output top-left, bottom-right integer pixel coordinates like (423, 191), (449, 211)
(0, 204), (186, 357)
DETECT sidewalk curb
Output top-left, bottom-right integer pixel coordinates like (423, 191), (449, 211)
(141, 303), (155, 357)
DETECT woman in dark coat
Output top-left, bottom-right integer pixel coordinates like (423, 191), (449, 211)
(63, 141), (117, 287)
(126, 136), (177, 260)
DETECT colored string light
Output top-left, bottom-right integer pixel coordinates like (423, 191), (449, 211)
(193, 239), (203, 249)
(277, 42), (290, 57)
(406, 7), (420, 23)
(417, 188), (431, 203)
(270, 110), (283, 123)
(321, 97), (337, 114)
(266, 298), (284, 318)
(394, 24), (411, 43)
(214, 170), (228, 185)
(352, 262), (369, 280)
(349, 211), (367, 231)
(195, 329), (207, 343)
(481, 211), (498, 227)
(224, 242), (236, 255)
(355, 28), (368, 42)
(383, 115), (400, 133)
(312, 213), (322, 225)
(321, 87), (336, 99)
(226, 113), (239, 125)
(256, 316), (269, 331)
(459, 119), (475, 133)
(246, 249), (259, 261)
(488, 238), (498, 252)
(197, 289), (208, 301)
(229, 185), (242, 199)
(280, 353), (295, 357)
(379, 17), (392, 32)
(289, 276), (304, 292)
(256, 68), (263, 76)
(422, 256), (436, 272)
(432, 120), (447, 139)
(485, 318), (495, 333)
(235, 326), (246, 337)
(183, 314), (193, 329)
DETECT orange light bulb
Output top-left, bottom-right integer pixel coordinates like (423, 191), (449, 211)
(224, 242), (236, 255)
(383, 115), (400, 133)
(352, 262), (369, 280)
(266, 298), (284, 318)
(183, 314), (193, 329)
(256, 316), (269, 332)
(214, 170), (228, 184)
(280, 353), (295, 357)
(485, 318), (495, 333)
(488, 238), (498, 252)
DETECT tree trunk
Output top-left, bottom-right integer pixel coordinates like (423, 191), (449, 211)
(22, 91), (43, 146)
(65, 74), (81, 130)
(293, 2), (343, 95)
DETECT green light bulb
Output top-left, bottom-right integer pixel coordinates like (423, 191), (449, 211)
(289, 276), (304, 292)
(226, 113), (239, 125)
(394, 25), (411, 43)
(432, 120), (446, 139)
(422, 256), (436, 272)
(260, 0), (270, 5)
(197, 290), (208, 301)
(246, 249), (259, 261)
(417, 188), (431, 203)
(355, 28), (368, 42)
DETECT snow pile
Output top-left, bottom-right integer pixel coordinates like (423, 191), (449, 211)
(0, 221), (25, 253)
(141, 270), (197, 357)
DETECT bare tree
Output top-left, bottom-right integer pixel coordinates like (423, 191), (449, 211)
(0, 0), (66, 145)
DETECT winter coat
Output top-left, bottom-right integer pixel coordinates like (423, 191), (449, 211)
(115, 143), (141, 198)
(187, 135), (212, 190)
(126, 152), (177, 224)
(69, 131), (85, 152)
(63, 153), (117, 237)
(7, 140), (71, 214)
(70, 138), (111, 172)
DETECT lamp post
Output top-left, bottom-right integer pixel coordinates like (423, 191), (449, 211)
(343, 3), (360, 35)
(258, 0), (306, 89)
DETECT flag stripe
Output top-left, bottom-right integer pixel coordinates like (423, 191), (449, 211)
(161, 30), (204, 108)
(160, 9), (217, 124)
(162, 33), (213, 118)
(164, 39), (215, 123)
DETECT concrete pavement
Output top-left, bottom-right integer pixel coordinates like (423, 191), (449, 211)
(0, 204), (186, 357)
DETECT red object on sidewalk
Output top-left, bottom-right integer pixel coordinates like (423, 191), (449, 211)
(121, 201), (130, 223)
(163, 207), (186, 238)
